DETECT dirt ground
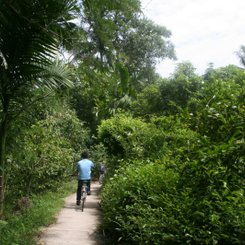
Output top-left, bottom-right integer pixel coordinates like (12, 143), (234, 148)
(37, 181), (105, 245)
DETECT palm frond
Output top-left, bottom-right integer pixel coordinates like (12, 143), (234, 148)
(0, 0), (78, 95)
(37, 59), (74, 89)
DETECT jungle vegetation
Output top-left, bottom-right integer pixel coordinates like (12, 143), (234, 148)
(0, 1), (244, 244)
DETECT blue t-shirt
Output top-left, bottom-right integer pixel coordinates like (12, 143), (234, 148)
(77, 159), (94, 180)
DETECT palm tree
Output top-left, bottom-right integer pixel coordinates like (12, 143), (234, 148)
(0, 0), (79, 216)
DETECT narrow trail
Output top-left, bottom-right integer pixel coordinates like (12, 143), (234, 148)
(38, 181), (105, 245)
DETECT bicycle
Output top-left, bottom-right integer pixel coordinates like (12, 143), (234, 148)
(81, 181), (88, 212)
(99, 172), (105, 184)
(98, 164), (107, 184)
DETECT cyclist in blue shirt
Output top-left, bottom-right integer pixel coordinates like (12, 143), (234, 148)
(76, 151), (94, 205)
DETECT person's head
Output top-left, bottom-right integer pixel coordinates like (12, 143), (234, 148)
(81, 151), (89, 159)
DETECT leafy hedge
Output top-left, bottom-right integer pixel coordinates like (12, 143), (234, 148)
(97, 114), (205, 168)
(101, 157), (245, 244)
(5, 109), (90, 199)
(98, 73), (245, 244)
(101, 163), (180, 244)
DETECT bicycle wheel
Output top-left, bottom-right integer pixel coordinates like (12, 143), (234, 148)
(81, 197), (85, 211)
(99, 174), (104, 184)
(81, 187), (87, 211)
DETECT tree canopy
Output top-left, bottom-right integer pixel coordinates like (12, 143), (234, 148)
(0, 0), (79, 216)
(1, 1), (244, 244)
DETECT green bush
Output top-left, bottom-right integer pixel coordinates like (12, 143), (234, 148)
(89, 143), (109, 179)
(98, 114), (164, 159)
(101, 158), (245, 244)
(5, 109), (90, 198)
(98, 114), (206, 170)
(187, 77), (245, 143)
(99, 68), (245, 244)
(101, 162), (180, 244)
(150, 116), (207, 162)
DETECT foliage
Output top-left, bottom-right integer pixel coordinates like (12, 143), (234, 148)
(130, 82), (163, 117)
(101, 143), (245, 244)
(99, 65), (245, 244)
(69, 68), (130, 132)
(98, 114), (165, 160)
(79, 0), (141, 64)
(98, 114), (205, 168)
(119, 17), (176, 90)
(177, 143), (245, 244)
(0, 0), (76, 99)
(204, 65), (245, 85)
(0, 0), (79, 215)
(101, 163), (180, 244)
(5, 107), (89, 198)
(158, 62), (201, 115)
(0, 180), (76, 245)
(150, 116), (207, 165)
(236, 46), (245, 67)
(75, 0), (175, 82)
(69, 0), (176, 129)
(187, 71), (245, 142)
(130, 62), (201, 117)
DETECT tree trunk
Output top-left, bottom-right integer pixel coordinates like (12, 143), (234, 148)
(0, 116), (8, 218)
(0, 95), (10, 218)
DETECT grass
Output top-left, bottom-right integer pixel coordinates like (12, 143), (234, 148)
(0, 179), (77, 245)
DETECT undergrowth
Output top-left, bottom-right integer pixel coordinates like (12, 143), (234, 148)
(0, 179), (77, 245)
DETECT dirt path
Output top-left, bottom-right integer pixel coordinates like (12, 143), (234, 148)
(38, 182), (104, 245)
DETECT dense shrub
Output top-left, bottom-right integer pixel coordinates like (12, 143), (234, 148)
(187, 77), (245, 143)
(99, 78), (245, 244)
(130, 83), (163, 117)
(101, 157), (245, 244)
(89, 143), (109, 179)
(98, 114), (165, 160)
(101, 162), (180, 244)
(5, 109), (90, 198)
(98, 114), (206, 170)
(150, 116), (208, 162)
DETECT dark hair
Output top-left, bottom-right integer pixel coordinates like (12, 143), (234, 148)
(81, 151), (89, 159)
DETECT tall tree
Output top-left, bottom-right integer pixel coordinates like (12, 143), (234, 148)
(158, 62), (201, 115)
(68, 0), (175, 128)
(236, 45), (245, 67)
(118, 17), (176, 90)
(76, 1), (175, 87)
(0, 0), (78, 216)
